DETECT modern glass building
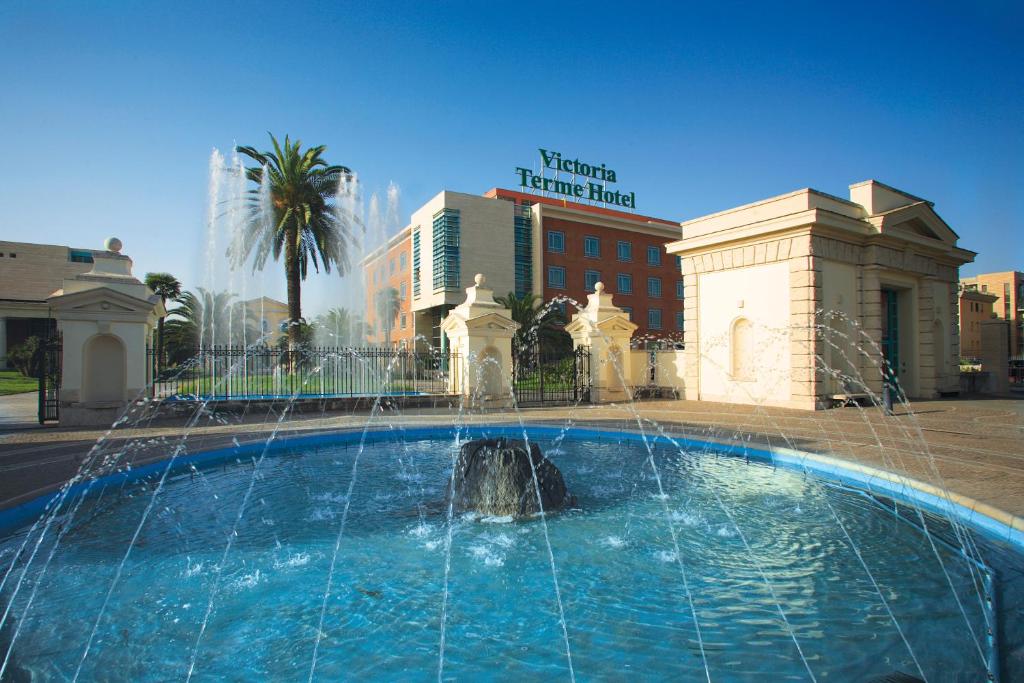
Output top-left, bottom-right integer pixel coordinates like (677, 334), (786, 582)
(363, 188), (684, 348)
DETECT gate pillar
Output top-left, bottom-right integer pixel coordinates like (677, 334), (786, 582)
(440, 274), (519, 404)
(565, 282), (638, 403)
(46, 238), (165, 426)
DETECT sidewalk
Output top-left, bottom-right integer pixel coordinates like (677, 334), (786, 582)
(0, 392), (39, 431)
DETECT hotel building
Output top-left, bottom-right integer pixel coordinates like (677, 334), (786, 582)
(364, 188), (683, 348)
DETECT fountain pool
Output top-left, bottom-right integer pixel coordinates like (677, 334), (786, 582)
(1, 425), (1020, 681)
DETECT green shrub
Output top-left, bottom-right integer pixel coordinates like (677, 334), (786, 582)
(8, 337), (42, 378)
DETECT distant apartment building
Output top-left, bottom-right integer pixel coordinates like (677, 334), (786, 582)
(242, 296), (289, 340)
(363, 188), (683, 348)
(0, 240), (108, 368)
(960, 271), (1024, 357)
(958, 287), (998, 359)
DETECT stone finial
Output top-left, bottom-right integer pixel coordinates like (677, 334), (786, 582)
(474, 273), (486, 287)
(105, 237), (123, 253)
(594, 281), (605, 294)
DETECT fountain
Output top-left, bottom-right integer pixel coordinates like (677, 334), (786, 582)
(448, 438), (574, 519)
(0, 152), (1021, 682)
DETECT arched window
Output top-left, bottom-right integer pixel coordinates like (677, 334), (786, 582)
(731, 318), (755, 381)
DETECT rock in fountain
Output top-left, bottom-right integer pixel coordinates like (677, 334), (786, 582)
(449, 438), (574, 518)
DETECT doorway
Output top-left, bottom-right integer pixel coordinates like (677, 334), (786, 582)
(880, 288), (900, 387)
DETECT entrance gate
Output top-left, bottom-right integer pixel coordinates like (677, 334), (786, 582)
(512, 341), (590, 406)
(37, 334), (61, 424)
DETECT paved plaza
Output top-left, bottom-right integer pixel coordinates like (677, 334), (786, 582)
(1, 396), (1021, 531)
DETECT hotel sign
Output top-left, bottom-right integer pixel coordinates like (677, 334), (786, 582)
(515, 149), (636, 209)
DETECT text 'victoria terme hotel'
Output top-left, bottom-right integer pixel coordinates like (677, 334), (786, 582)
(363, 149), (684, 348)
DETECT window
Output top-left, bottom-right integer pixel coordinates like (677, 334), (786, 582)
(622, 306), (632, 320)
(675, 312), (684, 331)
(372, 270), (378, 285)
(647, 246), (661, 266)
(547, 230), (565, 253)
(616, 273), (632, 294)
(69, 250), (94, 264)
(617, 241), (632, 261)
(400, 252), (408, 270)
(514, 203), (533, 296)
(400, 282), (407, 300)
(548, 266), (566, 289)
(412, 227), (421, 297)
(584, 236), (600, 258)
(432, 209), (460, 290)
(675, 255), (682, 270)
(400, 313), (407, 329)
(584, 270), (601, 292)
(389, 258), (395, 275)
(648, 308), (662, 330)
(648, 277), (662, 297)
(676, 280), (684, 299)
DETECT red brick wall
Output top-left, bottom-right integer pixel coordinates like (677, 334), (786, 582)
(540, 216), (683, 342)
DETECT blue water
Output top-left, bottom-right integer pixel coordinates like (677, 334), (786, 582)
(1, 429), (1020, 681)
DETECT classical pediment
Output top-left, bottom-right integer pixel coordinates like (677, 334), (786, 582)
(464, 312), (520, 333)
(871, 202), (959, 247)
(565, 313), (637, 336)
(440, 311), (519, 334)
(595, 315), (639, 333)
(47, 285), (163, 317)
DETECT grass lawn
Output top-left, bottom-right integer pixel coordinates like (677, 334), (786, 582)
(0, 370), (37, 396)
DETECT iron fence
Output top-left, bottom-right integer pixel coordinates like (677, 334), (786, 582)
(512, 343), (590, 406)
(148, 345), (458, 400)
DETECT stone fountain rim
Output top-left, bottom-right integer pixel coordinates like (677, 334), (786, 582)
(1, 423), (1020, 551)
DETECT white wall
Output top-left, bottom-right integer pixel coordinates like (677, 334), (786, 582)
(698, 261), (791, 406)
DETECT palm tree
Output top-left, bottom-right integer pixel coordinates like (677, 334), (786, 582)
(163, 289), (257, 364)
(495, 291), (571, 355)
(144, 272), (182, 366)
(314, 307), (370, 347)
(232, 133), (357, 348)
(374, 287), (402, 346)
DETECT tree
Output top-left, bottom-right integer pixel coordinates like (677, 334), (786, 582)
(495, 292), (571, 355)
(232, 133), (357, 348)
(374, 287), (402, 346)
(162, 289), (257, 364)
(144, 272), (182, 365)
(314, 307), (370, 347)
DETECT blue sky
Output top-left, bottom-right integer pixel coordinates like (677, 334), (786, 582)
(1, 0), (1021, 306)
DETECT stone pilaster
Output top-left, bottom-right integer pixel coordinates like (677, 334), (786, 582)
(788, 238), (823, 408)
(859, 266), (884, 396)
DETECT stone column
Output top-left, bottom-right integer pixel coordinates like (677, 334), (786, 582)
(917, 275), (938, 398)
(788, 240), (823, 409)
(680, 261), (700, 400)
(440, 274), (519, 404)
(564, 282), (638, 403)
(859, 266), (884, 396)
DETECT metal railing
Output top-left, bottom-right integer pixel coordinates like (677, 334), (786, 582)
(148, 345), (458, 400)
